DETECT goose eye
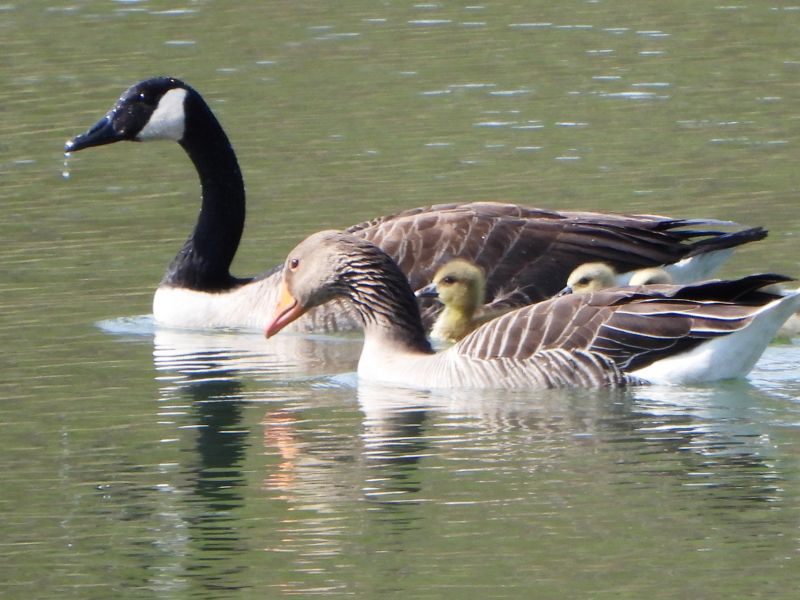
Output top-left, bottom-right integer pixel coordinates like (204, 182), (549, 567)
(578, 277), (590, 285)
(440, 276), (455, 285)
(289, 258), (300, 270)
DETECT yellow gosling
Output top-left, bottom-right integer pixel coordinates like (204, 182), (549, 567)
(629, 267), (673, 286)
(563, 263), (672, 295)
(563, 263), (617, 294)
(417, 259), (506, 344)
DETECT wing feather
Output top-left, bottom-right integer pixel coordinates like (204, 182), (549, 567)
(347, 202), (767, 329)
(450, 275), (785, 381)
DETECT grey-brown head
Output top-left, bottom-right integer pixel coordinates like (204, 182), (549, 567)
(266, 231), (426, 347)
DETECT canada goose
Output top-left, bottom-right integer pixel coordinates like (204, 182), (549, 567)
(265, 230), (800, 389)
(562, 263), (673, 295)
(415, 259), (510, 344)
(65, 77), (767, 332)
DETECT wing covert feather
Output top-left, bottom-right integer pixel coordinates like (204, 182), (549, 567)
(451, 277), (782, 375)
(345, 203), (767, 322)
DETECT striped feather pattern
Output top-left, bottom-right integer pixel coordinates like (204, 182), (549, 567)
(455, 274), (793, 375)
(348, 202), (768, 326)
(269, 232), (798, 389)
(68, 79), (769, 333)
(434, 349), (636, 388)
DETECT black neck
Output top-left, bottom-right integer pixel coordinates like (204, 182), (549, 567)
(344, 250), (434, 355)
(161, 91), (246, 291)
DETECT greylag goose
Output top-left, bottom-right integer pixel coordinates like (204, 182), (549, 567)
(266, 231), (800, 389)
(416, 259), (510, 344)
(65, 77), (767, 332)
(563, 263), (673, 295)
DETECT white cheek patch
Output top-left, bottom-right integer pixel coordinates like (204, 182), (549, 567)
(137, 87), (187, 141)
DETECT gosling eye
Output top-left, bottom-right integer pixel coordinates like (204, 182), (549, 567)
(289, 258), (300, 271)
(440, 276), (456, 285)
(578, 277), (590, 286)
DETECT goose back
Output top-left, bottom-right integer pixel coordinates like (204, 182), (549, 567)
(401, 275), (799, 388)
(346, 203), (767, 321)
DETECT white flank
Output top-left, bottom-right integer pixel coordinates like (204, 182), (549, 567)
(137, 88), (188, 141)
(631, 290), (800, 384)
(152, 279), (280, 331)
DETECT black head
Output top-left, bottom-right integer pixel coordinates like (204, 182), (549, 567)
(65, 77), (193, 152)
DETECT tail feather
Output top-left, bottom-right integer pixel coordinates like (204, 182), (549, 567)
(685, 225), (767, 256)
(673, 273), (793, 301)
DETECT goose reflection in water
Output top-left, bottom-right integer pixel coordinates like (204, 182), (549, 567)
(156, 362), (251, 592)
(256, 378), (790, 514)
(146, 319), (788, 514)
(139, 319), (789, 592)
(355, 381), (786, 507)
(261, 400), (428, 510)
(152, 326), (363, 384)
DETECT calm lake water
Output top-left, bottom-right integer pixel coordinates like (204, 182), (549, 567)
(2, 1), (800, 598)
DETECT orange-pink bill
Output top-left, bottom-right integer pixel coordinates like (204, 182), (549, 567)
(265, 281), (308, 337)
